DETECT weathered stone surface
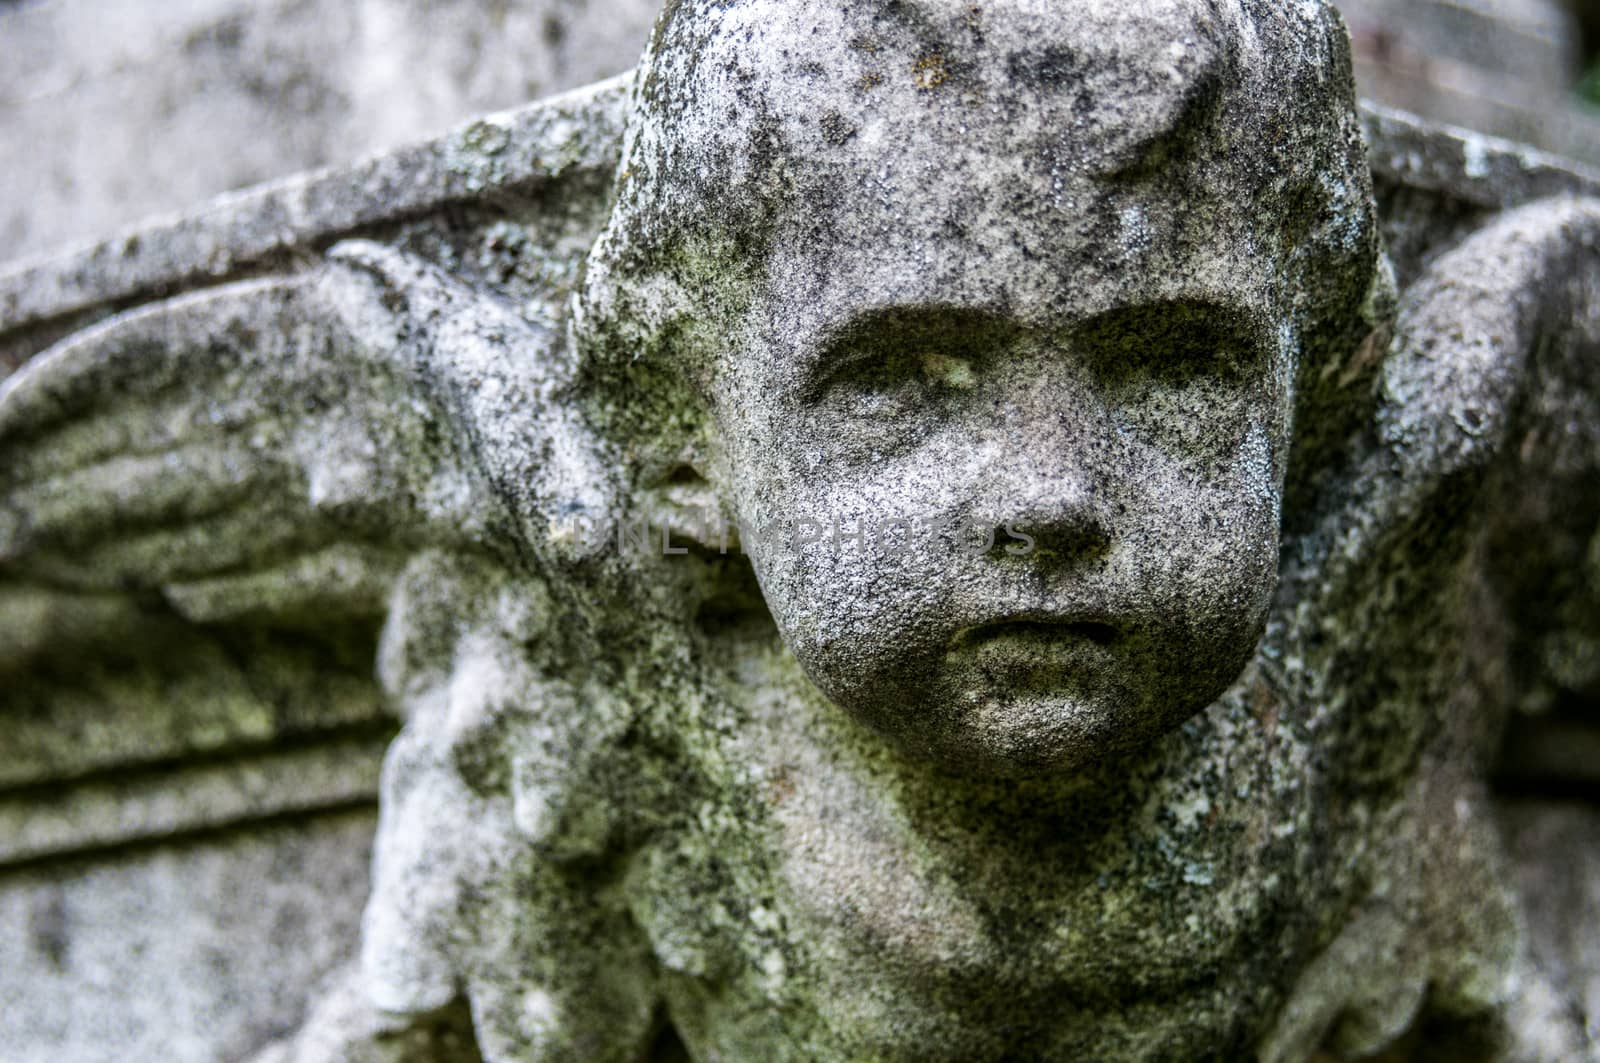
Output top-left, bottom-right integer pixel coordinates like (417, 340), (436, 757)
(0, 809), (376, 1063)
(4, 0), (1589, 274)
(0, 72), (633, 364)
(0, 0), (660, 262)
(1498, 800), (1600, 1059)
(2, 2), (1600, 1062)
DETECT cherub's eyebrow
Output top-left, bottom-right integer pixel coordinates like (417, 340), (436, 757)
(1066, 296), (1271, 353)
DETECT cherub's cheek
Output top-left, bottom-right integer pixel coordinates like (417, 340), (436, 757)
(1109, 455), (1278, 600)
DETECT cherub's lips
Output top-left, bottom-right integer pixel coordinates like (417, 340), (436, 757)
(949, 613), (1123, 651)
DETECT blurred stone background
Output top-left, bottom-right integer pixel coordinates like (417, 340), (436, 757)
(1341, 0), (1600, 162)
(1, 0), (1599, 266)
(0, 0), (662, 263)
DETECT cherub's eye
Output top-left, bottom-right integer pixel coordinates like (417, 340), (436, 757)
(828, 348), (976, 405)
(1071, 299), (1270, 457)
(805, 347), (985, 467)
(814, 350), (961, 449)
(803, 308), (1007, 401)
(796, 308), (1011, 467)
(916, 350), (977, 389)
(1075, 302), (1259, 386)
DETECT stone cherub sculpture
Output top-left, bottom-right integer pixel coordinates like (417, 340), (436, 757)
(3, 0), (1599, 1059)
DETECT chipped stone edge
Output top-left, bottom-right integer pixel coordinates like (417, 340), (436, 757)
(0, 71), (634, 335)
(1360, 100), (1600, 206)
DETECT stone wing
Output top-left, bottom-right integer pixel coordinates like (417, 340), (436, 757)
(1288, 193), (1600, 794)
(1377, 197), (1600, 720)
(0, 240), (611, 630)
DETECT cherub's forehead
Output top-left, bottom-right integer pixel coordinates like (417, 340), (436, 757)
(669, 3), (1272, 345)
(635, 0), (1302, 372)
(659, 0), (1244, 176)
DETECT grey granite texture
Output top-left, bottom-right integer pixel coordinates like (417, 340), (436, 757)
(2, 2), (1600, 1061)
(2, 0), (1588, 270)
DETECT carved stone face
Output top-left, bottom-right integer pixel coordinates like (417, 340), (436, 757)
(713, 193), (1290, 779)
(583, 0), (1372, 776)
(678, 4), (1295, 775)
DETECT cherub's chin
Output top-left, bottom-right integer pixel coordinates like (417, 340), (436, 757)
(910, 685), (1136, 779)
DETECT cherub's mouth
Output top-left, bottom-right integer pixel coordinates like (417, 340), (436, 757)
(951, 617), (1121, 650)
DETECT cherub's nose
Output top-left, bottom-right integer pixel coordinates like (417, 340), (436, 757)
(970, 398), (1117, 563)
(999, 471), (1113, 562)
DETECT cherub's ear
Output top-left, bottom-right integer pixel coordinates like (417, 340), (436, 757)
(629, 457), (738, 556)
(0, 241), (615, 629)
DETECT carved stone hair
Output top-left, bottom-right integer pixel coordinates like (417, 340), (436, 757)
(573, 0), (1385, 481)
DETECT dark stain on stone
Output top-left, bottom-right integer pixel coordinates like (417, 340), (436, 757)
(29, 889), (69, 971)
(541, 13), (567, 49)
(1006, 44), (1088, 90)
(820, 111), (857, 146)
